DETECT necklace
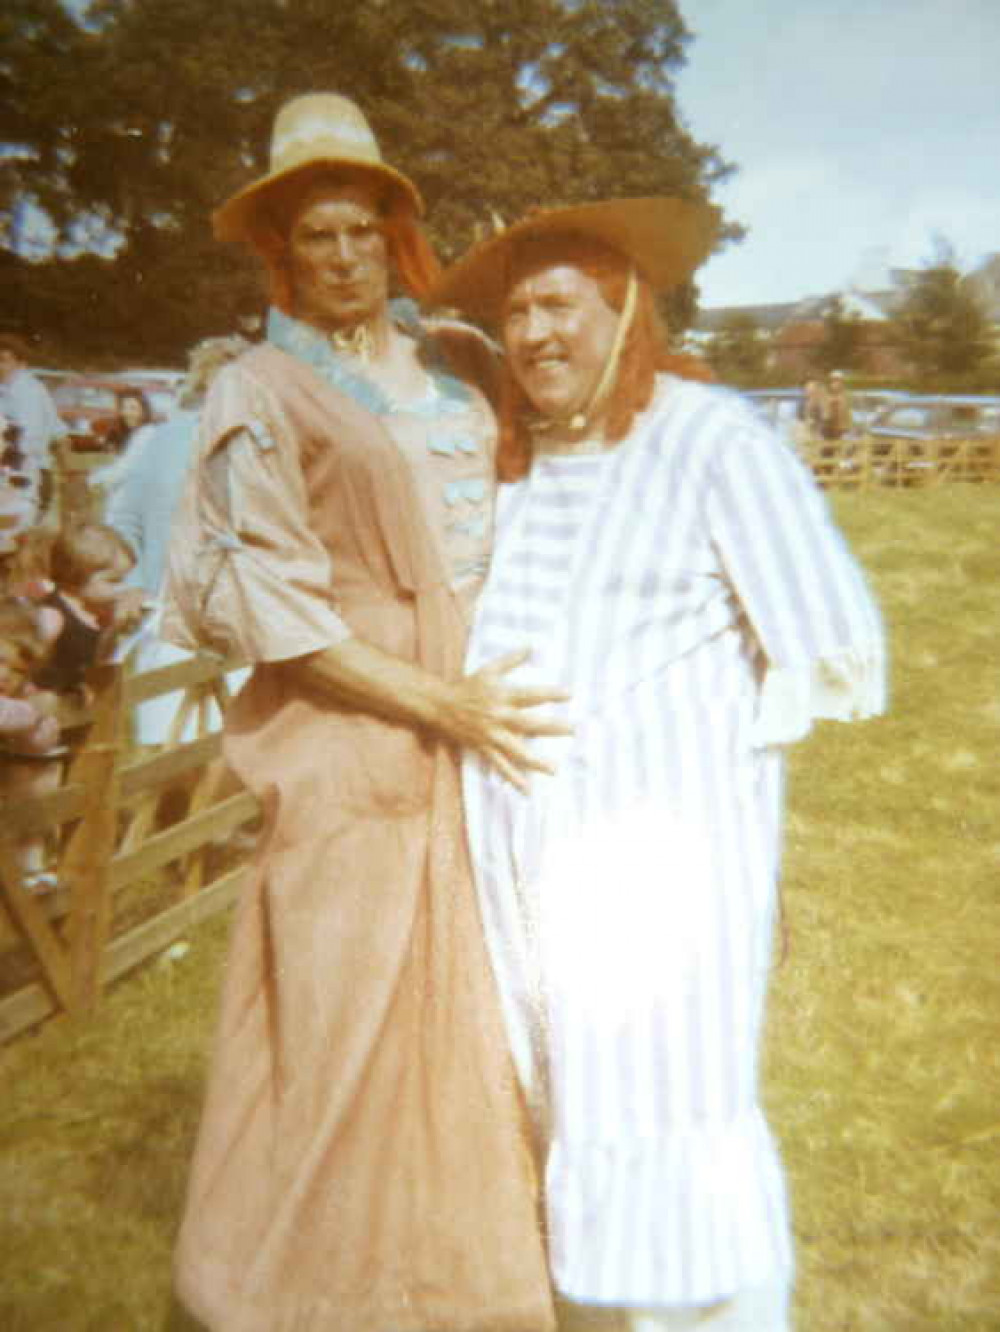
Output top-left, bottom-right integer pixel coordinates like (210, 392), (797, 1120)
(329, 323), (375, 363)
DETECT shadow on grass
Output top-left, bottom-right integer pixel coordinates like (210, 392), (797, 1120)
(162, 1294), (206, 1331)
(81, 1073), (201, 1224)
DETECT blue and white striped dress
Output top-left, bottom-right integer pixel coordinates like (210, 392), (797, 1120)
(462, 375), (885, 1309)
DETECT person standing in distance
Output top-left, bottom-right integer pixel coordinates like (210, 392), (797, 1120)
(0, 334), (64, 522)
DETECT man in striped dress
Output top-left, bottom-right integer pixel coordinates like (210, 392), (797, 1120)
(432, 201), (886, 1332)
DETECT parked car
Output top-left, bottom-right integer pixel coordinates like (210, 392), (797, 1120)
(114, 368), (184, 391)
(31, 368), (76, 396)
(867, 395), (1000, 481)
(850, 389), (911, 430)
(744, 388), (804, 437)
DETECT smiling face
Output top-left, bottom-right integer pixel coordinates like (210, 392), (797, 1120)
(502, 262), (621, 423)
(286, 182), (390, 333)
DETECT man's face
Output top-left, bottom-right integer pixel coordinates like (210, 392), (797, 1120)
(286, 183), (390, 333)
(503, 263), (620, 422)
(0, 351), (22, 384)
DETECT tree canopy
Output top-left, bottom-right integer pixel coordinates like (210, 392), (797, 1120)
(889, 241), (995, 386)
(814, 296), (863, 375)
(3, 0), (738, 364)
(704, 311), (767, 385)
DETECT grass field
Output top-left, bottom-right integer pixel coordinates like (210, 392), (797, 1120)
(1, 486), (999, 1331)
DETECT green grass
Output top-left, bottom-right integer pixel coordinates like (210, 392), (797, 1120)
(771, 486), (1000, 1330)
(2, 486), (999, 1330)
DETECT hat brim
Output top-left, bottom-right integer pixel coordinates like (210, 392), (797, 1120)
(429, 197), (720, 325)
(213, 158), (424, 245)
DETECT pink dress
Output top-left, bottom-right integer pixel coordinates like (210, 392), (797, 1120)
(163, 331), (554, 1332)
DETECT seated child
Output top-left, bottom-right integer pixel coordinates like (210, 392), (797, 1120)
(35, 522), (140, 698)
(0, 596), (64, 894)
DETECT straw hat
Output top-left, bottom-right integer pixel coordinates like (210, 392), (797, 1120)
(430, 197), (720, 325)
(213, 93), (423, 244)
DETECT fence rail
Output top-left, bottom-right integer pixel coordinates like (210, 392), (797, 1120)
(0, 653), (257, 1045)
(800, 433), (1000, 489)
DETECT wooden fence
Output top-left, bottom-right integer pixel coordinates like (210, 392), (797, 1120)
(3, 430), (994, 1042)
(57, 431), (1000, 509)
(800, 433), (1000, 489)
(0, 653), (258, 1045)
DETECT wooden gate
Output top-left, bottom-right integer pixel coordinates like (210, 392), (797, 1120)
(0, 653), (258, 1044)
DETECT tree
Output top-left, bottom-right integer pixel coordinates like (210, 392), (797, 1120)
(0, 1), (89, 248)
(890, 241), (994, 384)
(705, 312), (768, 385)
(3, 0), (740, 362)
(813, 296), (862, 374)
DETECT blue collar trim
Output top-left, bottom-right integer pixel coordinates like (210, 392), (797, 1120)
(266, 304), (473, 417)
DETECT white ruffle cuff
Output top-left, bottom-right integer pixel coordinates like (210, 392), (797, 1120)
(752, 644), (887, 747)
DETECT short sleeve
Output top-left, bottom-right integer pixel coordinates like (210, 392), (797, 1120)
(161, 363), (353, 664)
(706, 417), (887, 746)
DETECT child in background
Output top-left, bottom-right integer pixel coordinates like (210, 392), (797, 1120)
(35, 522), (142, 698)
(0, 596), (64, 893)
(0, 525), (54, 600)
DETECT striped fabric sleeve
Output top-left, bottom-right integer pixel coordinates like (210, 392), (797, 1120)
(706, 418), (887, 744)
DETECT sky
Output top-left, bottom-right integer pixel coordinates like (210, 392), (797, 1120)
(674, 0), (1000, 309)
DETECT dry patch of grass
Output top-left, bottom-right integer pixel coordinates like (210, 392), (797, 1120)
(1, 486), (999, 1329)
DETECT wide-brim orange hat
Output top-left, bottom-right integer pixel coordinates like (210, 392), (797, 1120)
(213, 92), (423, 244)
(430, 196), (719, 325)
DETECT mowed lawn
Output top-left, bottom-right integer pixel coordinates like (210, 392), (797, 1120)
(1, 485), (999, 1331)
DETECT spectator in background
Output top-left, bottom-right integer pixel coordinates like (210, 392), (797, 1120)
(799, 377), (827, 437)
(107, 335), (250, 745)
(1, 527), (141, 897)
(0, 419), (37, 556)
(0, 333), (64, 521)
(0, 526), (56, 602)
(822, 370), (853, 440)
(103, 387), (155, 456)
(91, 388), (157, 504)
(0, 595), (64, 894)
(34, 523), (141, 699)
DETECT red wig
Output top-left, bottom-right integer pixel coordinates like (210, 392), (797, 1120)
(496, 235), (713, 482)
